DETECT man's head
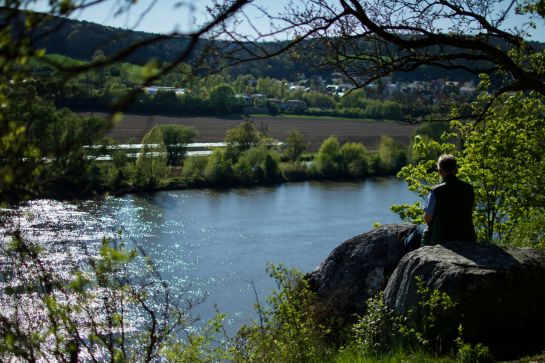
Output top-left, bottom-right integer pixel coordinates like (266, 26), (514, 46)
(437, 154), (458, 177)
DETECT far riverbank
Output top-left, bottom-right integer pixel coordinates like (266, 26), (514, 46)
(83, 113), (416, 151)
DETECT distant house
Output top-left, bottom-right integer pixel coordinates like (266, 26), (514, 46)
(385, 82), (400, 95)
(406, 81), (425, 92)
(141, 86), (186, 95)
(289, 85), (306, 93)
(235, 94), (253, 106)
(282, 99), (308, 112)
(251, 93), (268, 102)
(459, 81), (476, 96)
(326, 83), (355, 96)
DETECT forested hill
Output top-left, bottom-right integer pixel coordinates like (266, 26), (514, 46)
(6, 9), (545, 82)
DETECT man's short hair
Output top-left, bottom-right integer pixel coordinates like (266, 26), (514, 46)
(437, 154), (457, 172)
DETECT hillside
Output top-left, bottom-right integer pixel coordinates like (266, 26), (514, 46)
(8, 9), (539, 83)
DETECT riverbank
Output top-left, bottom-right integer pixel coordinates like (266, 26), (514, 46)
(105, 171), (400, 198)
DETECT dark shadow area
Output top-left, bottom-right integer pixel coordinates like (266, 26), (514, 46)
(441, 240), (522, 269)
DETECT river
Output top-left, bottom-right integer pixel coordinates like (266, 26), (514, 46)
(2, 178), (418, 334)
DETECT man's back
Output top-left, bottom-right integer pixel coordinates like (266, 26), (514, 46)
(429, 174), (476, 244)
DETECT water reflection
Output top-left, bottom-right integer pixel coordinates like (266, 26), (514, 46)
(1, 178), (417, 334)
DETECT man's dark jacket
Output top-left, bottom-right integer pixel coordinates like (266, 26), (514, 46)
(429, 174), (476, 244)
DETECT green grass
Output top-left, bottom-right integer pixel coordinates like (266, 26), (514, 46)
(324, 348), (458, 363)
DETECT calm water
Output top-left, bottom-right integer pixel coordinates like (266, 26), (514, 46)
(80, 178), (417, 331)
(1, 178), (417, 333)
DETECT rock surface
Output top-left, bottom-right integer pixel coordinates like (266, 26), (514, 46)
(307, 224), (412, 317)
(384, 241), (545, 359)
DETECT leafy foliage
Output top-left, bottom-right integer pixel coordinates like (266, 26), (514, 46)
(315, 136), (343, 177)
(225, 121), (263, 154)
(393, 83), (545, 245)
(341, 142), (370, 177)
(284, 128), (309, 161)
(135, 126), (168, 188)
(158, 124), (198, 166)
(234, 264), (332, 363)
(0, 230), (203, 362)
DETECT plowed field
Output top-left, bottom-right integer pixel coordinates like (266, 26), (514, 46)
(98, 113), (417, 151)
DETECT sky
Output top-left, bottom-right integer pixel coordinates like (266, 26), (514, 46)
(32, 0), (545, 42)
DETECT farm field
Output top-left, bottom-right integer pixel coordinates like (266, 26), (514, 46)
(94, 113), (417, 151)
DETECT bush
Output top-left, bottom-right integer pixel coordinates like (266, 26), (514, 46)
(182, 156), (208, 181)
(234, 264), (332, 363)
(135, 127), (167, 188)
(280, 162), (308, 181)
(315, 136), (343, 178)
(351, 292), (405, 356)
(158, 124), (198, 166)
(233, 146), (280, 184)
(284, 129), (309, 161)
(341, 142), (369, 177)
(204, 148), (234, 185)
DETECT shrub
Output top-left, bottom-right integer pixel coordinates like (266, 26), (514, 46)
(234, 264), (332, 363)
(280, 162), (308, 181)
(456, 328), (494, 363)
(315, 136), (343, 178)
(158, 124), (198, 166)
(341, 142), (369, 177)
(182, 156), (208, 181)
(233, 146), (280, 184)
(204, 148), (234, 185)
(284, 129), (309, 161)
(135, 127), (167, 188)
(351, 292), (405, 356)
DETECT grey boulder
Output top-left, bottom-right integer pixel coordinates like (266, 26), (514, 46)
(384, 241), (545, 359)
(307, 224), (412, 317)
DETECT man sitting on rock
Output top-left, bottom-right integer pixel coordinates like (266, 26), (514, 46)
(423, 154), (476, 244)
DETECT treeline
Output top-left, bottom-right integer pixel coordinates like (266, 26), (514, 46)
(97, 121), (408, 194)
(36, 55), (428, 120)
(3, 80), (415, 200)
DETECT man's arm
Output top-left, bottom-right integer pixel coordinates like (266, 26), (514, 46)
(423, 191), (436, 225)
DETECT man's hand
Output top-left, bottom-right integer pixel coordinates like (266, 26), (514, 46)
(424, 211), (433, 225)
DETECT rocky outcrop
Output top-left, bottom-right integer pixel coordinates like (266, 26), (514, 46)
(307, 224), (413, 317)
(384, 241), (545, 359)
(309, 226), (545, 358)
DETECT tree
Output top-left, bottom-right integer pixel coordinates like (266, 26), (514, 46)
(341, 142), (369, 177)
(376, 135), (407, 174)
(135, 127), (168, 188)
(224, 121), (262, 154)
(284, 129), (309, 161)
(1, 0), (251, 202)
(208, 84), (241, 114)
(315, 136), (343, 177)
(158, 124), (198, 166)
(234, 146), (280, 184)
(204, 148), (234, 184)
(393, 86), (545, 245)
(303, 92), (337, 109)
